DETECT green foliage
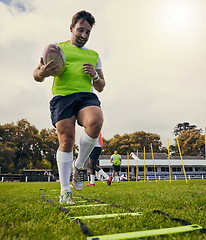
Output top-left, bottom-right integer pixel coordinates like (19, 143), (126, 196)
(174, 122), (202, 136)
(40, 128), (58, 169)
(175, 129), (205, 156)
(1, 119), (205, 173)
(37, 159), (52, 169)
(170, 123), (205, 157)
(102, 131), (163, 155)
(0, 181), (205, 239)
(0, 142), (16, 173)
(0, 119), (42, 172)
(0, 119), (79, 173)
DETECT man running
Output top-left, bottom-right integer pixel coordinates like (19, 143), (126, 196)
(33, 10), (105, 204)
(87, 133), (112, 186)
(110, 150), (121, 183)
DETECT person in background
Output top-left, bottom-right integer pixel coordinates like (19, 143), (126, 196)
(87, 133), (112, 186)
(110, 149), (121, 183)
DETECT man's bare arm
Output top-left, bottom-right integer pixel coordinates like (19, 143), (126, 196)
(33, 58), (60, 82)
(93, 69), (106, 92)
(82, 63), (106, 92)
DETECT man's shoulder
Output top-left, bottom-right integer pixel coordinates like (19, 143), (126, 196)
(58, 41), (98, 52)
(85, 47), (99, 57)
(58, 40), (69, 46)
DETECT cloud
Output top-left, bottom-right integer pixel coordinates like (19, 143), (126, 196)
(0, 0), (12, 6)
(1, 0), (206, 148)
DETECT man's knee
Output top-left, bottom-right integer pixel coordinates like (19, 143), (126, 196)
(78, 106), (103, 137)
(56, 118), (76, 152)
(60, 134), (74, 147)
(88, 117), (103, 131)
(58, 134), (74, 152)
(88, 119), (103, 138)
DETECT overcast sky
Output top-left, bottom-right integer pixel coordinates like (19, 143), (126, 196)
(0, 0), (206, 148)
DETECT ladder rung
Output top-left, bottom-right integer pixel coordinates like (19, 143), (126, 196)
(65, 204), (109, 208)
(87, 224), (203, 240)
(71, 212), (142, 220)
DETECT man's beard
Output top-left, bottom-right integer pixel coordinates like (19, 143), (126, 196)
(75, 37), (87, 47)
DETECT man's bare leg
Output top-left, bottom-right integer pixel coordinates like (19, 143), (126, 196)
(56, 117), (76, 201)
(75, 106), (103, 169)
(72, 106), (103, 190)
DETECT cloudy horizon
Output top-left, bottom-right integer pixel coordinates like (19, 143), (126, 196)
(1, 0), (206, 148)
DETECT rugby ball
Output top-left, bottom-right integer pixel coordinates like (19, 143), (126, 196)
(43, 44), (65, 76)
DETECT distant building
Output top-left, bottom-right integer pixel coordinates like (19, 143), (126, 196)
(98, 153), (206, 180)
(23, 169), (55, 182)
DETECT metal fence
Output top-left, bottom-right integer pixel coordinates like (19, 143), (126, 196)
(0, 174), (55, 182)
(1, 171), (206, 182)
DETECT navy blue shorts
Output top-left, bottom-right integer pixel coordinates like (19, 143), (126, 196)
(50, 92), (101, 127)
(89, 147), (102, 160)
(112, 164), (121, 172)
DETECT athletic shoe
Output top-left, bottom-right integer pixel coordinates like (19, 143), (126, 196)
(86, 183), (95, 186)
(59, 190), (75, 204)
(106, 176), (112, 186)
(72, 161), (84, 191)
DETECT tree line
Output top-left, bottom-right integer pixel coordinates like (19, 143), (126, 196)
(0, 119), (78, 174)
(0, 120), (205, 173)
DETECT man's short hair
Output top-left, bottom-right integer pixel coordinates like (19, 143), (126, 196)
(71, 10), (95, 28)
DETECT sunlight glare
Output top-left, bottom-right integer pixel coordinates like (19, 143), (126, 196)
(162, 1), (197, 34)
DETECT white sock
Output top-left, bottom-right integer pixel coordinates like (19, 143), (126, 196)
(75, 131), (98, 169)
(90, 175), (95, 184)
(56, 151), (73, 195)
(99, 169), (109, 180)
(117, 176), (120, 182)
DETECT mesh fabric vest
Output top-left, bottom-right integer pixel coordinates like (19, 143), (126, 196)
(112, 154), (121, 166)
(52, 40), (99, 96)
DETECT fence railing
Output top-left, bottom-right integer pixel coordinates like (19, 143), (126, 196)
(1, 172), (206, 182)
(0, 174), (56, 182)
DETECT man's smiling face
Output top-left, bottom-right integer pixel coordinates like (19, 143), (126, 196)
(70, 19), (92, 47)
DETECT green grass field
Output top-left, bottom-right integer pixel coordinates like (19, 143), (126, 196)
(0, 180), (205, 240)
